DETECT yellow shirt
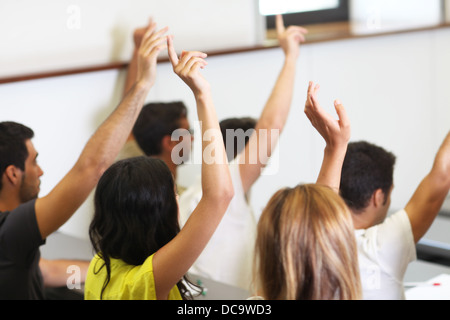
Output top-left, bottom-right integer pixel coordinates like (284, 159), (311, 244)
(84, 253), (182, 300)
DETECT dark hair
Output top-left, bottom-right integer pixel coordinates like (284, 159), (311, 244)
(0, 122), (34, 191)
(133, 102), (188, 156)
(89, 156), (198, 299)
(219, 117), (257, 161)
(340, 141), (396, 212)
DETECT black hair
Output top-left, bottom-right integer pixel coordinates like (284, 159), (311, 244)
(0, 122), (34, 191)
(219, 117), (257, 161)
(89, 156), (199, 299)
(133, 102), (188, 156)
(340, 141), (396, 212)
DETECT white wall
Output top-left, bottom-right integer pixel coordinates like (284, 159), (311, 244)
(1, 0), (449, 240)
(0, 0), (263, 78)
(1, 26), (449, 240)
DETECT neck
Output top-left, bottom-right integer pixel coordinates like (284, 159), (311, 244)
(154, 154), (178, 180)
(0, 193), (21, 212)
(351, 208), (373, 230)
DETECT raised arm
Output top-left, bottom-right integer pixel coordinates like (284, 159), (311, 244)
(405, 131), (450, 243)
(239, 14), (308, 193)
(123, 19), (168, 97)
(152, 36), (234, 300)
(34, 24), (168, 239)
(304, 82), (351, 191)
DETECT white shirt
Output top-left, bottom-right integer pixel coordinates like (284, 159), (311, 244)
(178, 155), (257, 290)
(356, 209), (417, 300)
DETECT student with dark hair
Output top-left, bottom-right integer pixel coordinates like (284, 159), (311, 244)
(134, 101), (192, 168)
(340, 133), (450, 300)
(0, 122), (35, 194)
(178, 14), (308, 290)
(0, 23), (167, 300)
(84, 37), (234, 300)
(340, 141), (396, 212)
(117, 20), (193, 195)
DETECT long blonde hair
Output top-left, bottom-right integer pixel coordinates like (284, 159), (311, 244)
(253, 184), (361, 300)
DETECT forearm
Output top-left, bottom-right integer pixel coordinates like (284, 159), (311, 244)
(123, 50), (139, 97)
(196, 90), (233, 201)
(257, 57), (297, 132)
(316, 145), (347, 192)
(405, 172), (450, 243)
(421, 131), (450, 201)
(36, 82), (151, 239)
(431, 131), (450, 183)
(77, 81), (150, 176)
(405, 131), (450, 243)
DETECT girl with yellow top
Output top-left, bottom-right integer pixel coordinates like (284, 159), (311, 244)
(85, 23), (233, 300)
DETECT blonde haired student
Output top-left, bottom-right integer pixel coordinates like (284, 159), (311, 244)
(84, 30), (234, 300)
(252, 82), (362, 300)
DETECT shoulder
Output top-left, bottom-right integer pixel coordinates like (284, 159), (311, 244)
(357, 210), (412, 240)
(0, 200), (39, 235)
(356, 209), (416, 264)
(0, 200), (44, 264)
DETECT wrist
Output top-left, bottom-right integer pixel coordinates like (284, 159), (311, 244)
(284, 53), (299, 65)
(193, 86), (212, 102)
(324, 143), (347, 159)
(135, 79), (154, 92)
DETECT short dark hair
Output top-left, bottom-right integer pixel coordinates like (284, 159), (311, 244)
(340, 141), (396, 212)
(0, 122), (34, 191)
(219, 117), (257, 161)
(133, 102), (188, 156)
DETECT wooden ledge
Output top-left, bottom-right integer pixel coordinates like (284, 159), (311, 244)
(1, 21), (449, 85)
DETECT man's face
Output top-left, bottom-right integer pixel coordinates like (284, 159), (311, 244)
(171, 117), (194, 165)
(19, 140), (44, 203)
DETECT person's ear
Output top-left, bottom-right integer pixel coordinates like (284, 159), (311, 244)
(4, 165), (22, 186)
(161, 135), (176, 152)
(373, 189), (385, 208)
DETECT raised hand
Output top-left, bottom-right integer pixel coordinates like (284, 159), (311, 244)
(305, 81), (351, 190)
(304, 81), (351, 151)
(136, 23), (169, 88)
(276, 14), (308, 60)
(133, 18), (153, 49)
(167, 36), (209, 95)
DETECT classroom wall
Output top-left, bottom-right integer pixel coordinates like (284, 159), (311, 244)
(1, 26), (449, 240)
(0, 0), (263, 78)
(1, 0), (449, 240)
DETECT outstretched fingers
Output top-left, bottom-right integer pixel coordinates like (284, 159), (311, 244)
(276, 14), (285, 34)
(167, 35), (179, 66)
(304, 81), (350, 144)
(177, 50), (208, 71)
(168, 40), (207, 74)
(167, 37), (210, 94)
(334, 100), (351, 134)
(306, 81), (321, 111)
